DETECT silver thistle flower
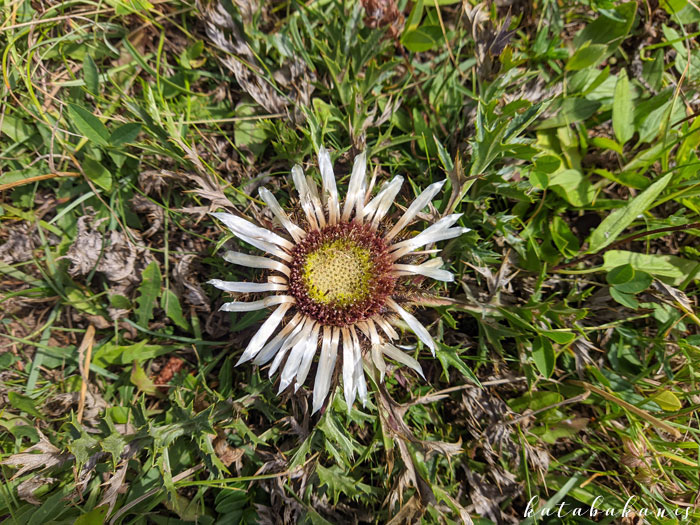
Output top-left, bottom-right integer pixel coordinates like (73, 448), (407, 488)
(209, 147), (469, 413)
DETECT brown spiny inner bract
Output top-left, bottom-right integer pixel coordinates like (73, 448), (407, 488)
(288, 222), (395, 326)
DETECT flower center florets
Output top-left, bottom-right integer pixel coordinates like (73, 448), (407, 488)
(288, 222), (395, 326)
(303, 239), (372, 306)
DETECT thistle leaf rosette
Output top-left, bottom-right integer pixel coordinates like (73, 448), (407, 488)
(208, 147), (469, 413)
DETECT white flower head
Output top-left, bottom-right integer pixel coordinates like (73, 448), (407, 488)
(208, 146), (469, 413)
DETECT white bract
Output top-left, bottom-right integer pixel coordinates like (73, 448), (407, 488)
(208, 146), (469, 413)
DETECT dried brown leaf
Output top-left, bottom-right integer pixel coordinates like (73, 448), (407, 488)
(463, 3), (515, 79)
(0, 223), (38, 264)
(213, 434), (245, 467)
(138, 169), (176, 196)
(1, 429), (72, 479)
(198, 0), (314, 122)
(130, 195), (164, 238)
(173, 253), (211, 312)
(17, 476), (57, 505)
(421, 437), (463, 458)
(45, 391), (108, 427)
(652, 280), (695, 311)
(62, 214), (153, 294)
(465, 469), (519, 525)
(98, 462), (129, 517)
(386, 495), (422, 525)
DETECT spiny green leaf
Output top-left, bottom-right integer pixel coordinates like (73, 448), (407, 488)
(436, 347), (481, 386)
(68, 432), (99, 469)
(135, 261), (161, 327)
(101, 433), (126, 467)
(162, 288), (189, 330)
(131, 362), (157, 395)
(316, 464), (376, 505)
(93, 339), (173, 367)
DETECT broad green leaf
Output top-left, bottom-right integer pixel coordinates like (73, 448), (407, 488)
(110, 406), (129, 424)
(1, 114), (35, 143)
(401, 26), (442, 53)
(162, 288), (190, 330)
(109, 294), (131, 310)
(508, 391), (563, 413)
(8, 391), (43, 418)
(609, 287), (639, 308)
(587, 172), (672, 253)
(612, 70), (634, 144)
(536, 98), (601, 129)
(66, 286), (102, 315)
(69, 429), (99, 467)
(590, 137), (623, 155)
(603, 250), (700, 284)
(607, 264), (652, 294)
(529, 171), (548, 189)
(633, 89), (675, 144)
(566, 43), (607, 70)
(68, 103), (109, 146)
(540, 330), (576, 345)
(0, 353), (16, 368)
(82, 157), (112, 191)
(581, 65), (611, 96)
(573, 2), (636, 54)
(74, 506), (109, 525)
(131, 362), (157, 395)
(651, 390), (682, 411)
(550, 216), (579, 257)
(135, 261), (161, 327)
(643, 48), (665, 92)
(606, 264), (635, 285)
(110, 123), (142, 146)
(83, 55), (99, 94)
(532, 336), (555, 378)
(660, 0), (687, 16)
(594, 167), (649, 190)
(549, 169), (595, 207)
(234, 101), (268, 156)
(535, 155), (561, 174)
(404, 0), (424, 31)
